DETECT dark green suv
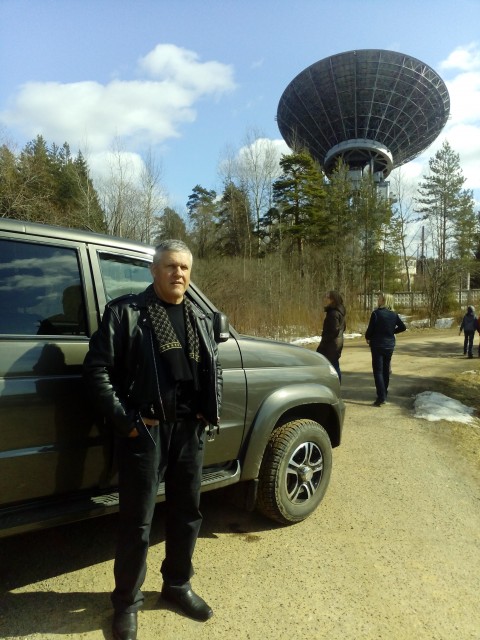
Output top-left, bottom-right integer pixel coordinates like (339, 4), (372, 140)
(0, 218), (344, 537)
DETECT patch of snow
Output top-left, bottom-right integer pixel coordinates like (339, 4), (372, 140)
(409, 318), (430, 328)
(435, 317), (454, 329)
(291, 332), (362, 346)
(414, 391), (476, 424)
(291, 336), (321, 346)
(290, 317), (455, 345)
(406, 317), (455, 329)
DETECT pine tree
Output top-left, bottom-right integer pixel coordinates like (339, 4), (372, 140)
(216, 181), (253, 257)
(0, 145), (22, 218)
(272, 151), (326, 256)
(354, 172), (393, 298)
(324, 161), (357, 291)
(154, 206), (188, 242)
(72, 151), (106, 231)
(416, 140), (477, 323)
(186, 185), (218, 258)
(416, 140), (475, 265)
(4, 136), (106, 230)
(17, 135), (57, 222)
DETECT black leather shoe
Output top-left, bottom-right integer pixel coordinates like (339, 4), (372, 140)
(161, 586), (213, 621)
(112, 611), (137, 640)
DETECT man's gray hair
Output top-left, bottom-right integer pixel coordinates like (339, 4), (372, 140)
(153, 239), (193, 265)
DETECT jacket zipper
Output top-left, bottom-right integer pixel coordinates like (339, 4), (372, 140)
(150, 330), (166, 421)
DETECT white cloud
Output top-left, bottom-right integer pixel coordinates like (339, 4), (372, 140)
(88, 149), (146, 184)
(440, 42), (480, 72)
(237, 137), (290, 163)
(230, 137), (290, 184)
(446, 71), (480, 125)
(393, 161), (423, 182)
(138, 44), (236, 96)
(0, 44), (236, 153)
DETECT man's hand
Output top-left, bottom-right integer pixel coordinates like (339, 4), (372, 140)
(129, 416), (159, 438)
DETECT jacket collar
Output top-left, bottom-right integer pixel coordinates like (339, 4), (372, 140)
(136, 289), (149, 308)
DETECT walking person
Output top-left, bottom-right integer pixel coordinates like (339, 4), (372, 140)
(83, 239), (222, 640)
(459, 305), (476, 358)
(476, 316), (480, 358)
(316, 290), (346, 382)
(365, 292), (406, 407)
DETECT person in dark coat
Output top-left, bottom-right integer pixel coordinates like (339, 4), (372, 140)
(365, 292), (406, 407)
(459, 305), (476, 358)
(316, 290), (346, 382)
(84, 239), (222, 640)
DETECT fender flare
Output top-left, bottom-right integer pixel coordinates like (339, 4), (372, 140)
(240, 383), (341, 481)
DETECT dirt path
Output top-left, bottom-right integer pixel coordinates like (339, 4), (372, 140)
(1, 328), (479, 640)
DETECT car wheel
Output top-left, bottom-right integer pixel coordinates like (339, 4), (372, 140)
(256, 419), (332, 524)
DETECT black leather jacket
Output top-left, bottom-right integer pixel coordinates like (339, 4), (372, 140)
(83, 290), (223, 438)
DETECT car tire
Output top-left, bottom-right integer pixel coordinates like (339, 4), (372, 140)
(256, 418), (332, 524)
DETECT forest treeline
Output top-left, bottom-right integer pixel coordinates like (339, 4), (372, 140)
(1, 134), (478, 333)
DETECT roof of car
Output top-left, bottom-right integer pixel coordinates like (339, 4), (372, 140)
(0, 217), (155, 255)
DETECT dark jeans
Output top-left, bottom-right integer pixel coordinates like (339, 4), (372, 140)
(370, 347), (394, 403)
(111, 419), (205, 613)
(463, 330), (474, 356)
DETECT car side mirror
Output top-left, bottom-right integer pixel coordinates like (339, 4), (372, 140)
(214, 312), (230, 343)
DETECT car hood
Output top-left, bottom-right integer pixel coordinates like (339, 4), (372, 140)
(237, 335), (329, 369)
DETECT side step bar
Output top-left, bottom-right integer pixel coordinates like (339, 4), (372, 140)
(0, 461), (241, 539)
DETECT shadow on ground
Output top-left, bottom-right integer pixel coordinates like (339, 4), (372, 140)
(0, 487), (274, 591)
(0, 489), (275, 637)
(0, 589), (113, 638)
(340, 369), (440, 407)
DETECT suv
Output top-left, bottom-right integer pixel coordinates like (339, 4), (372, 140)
(0, 218), (344, 537)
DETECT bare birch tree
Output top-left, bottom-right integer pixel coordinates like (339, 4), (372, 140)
(137, 149), (166, 243)
(234, 127), (283, 254)
(389, 169), (420, 292)
(96, 141), (166, 241)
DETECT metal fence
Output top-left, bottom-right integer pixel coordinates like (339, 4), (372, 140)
(360, 290), (480, 311)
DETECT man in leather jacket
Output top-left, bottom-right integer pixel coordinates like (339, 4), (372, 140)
(84, 239), (222, 640)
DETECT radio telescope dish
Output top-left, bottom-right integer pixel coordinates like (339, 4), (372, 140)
(277, 49), (450, 179)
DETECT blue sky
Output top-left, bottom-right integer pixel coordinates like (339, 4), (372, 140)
(1, 0), (479, 211)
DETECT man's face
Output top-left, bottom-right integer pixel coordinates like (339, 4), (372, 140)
(150, 250), (192, 304)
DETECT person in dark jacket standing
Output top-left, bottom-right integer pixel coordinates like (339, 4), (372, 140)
(316, 291), (346, 381)
(84, 239), (222, 640)
(459, 305), (476, 358)
(365, 292), (406, 407)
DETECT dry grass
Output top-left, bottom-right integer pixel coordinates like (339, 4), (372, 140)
(433, 369), (480, 470)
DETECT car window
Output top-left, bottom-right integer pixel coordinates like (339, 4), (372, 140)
(98, 252), (153, 301)
(0, 239), (86, 336)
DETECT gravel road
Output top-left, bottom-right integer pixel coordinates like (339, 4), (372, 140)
(1, 327), (479, 640)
